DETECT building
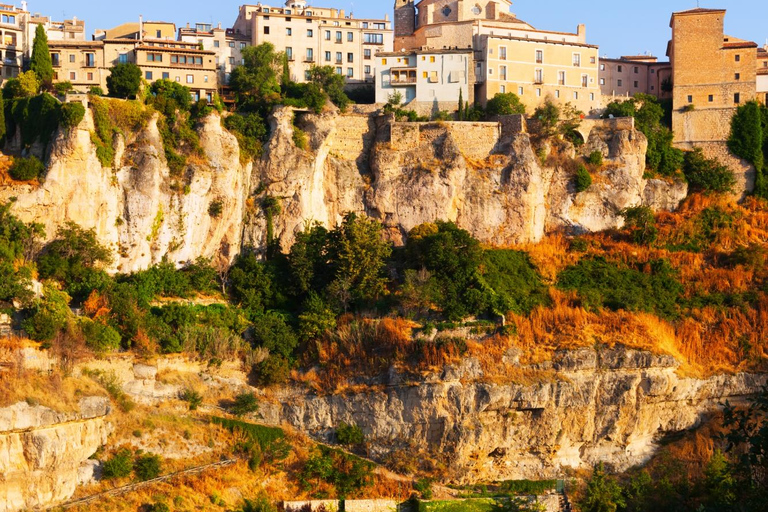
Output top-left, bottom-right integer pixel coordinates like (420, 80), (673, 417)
(230, 1), (393, 84)
(28, 14), (85, 42)
(598, 55), (672, 102)
(178, 22), (250, 89)
(0, 3), (25, 80)
(667, 8), (757, 146)
(758, 44), (768, 105)
(94, 20), (177, 41)
(375, 48), (473, 110)
(383, 0), (601, 114)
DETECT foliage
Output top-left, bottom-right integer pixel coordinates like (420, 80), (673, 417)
(54, 81), (74, 96)
(89, 86), (104, 96)
(557, 257), (683, 319)
(180, 387), (203, 410)
(0, 202), (42, 305)
(30, 24), (53, 85)
(415, 478), (434, 499)
(228, 253), (282, 318)
(211, 416), (290, 463)
(532, 99), (560, 137)
(208, 199), (224, 218)
(335, 421), (365, 446)
(298, 292), (337, 341)
(147, 79), (191, 116)
(106, 63), (142, 99)
(3, 71), (40, 99)
(60, 102), (86, 129)
(308, 65), (350, 111)
(575, 164), (592, 193)
(80, 318), (121, 352)
(580, 463), (625, 512)
(479, 249), (548, 316)
(22, 286), (71, 342)
(588, 150), (604, 167)
(729, 101), (767, 198)
(5, 93), (62, 151)
(292, 124), (309, 150)
(238, 496), (278, 512)
(134, 452), (162, 481)
(621, 206), (658, 245)
(230, 392), (260, 416)
(683, 148), (735, 194)
(229, 43), (284, 111)
(251, 313), (298, 360)
(299, 445), (375, 498)
(102, 449), (134, 479)
(8, 156), (45, 181)
(223, 113), (267, 161)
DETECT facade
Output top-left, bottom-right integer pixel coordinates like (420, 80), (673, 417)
(28, 15), (85, 42)
(375, 48), (473, 110)
(178, 22), (250, 88)
(386, 0), (601, 113)
(668, 8), (757, 146)
(230, 1), (393, 84)
(94, 21), (177, 41)
(758, 45), (768, 105)
(0, 3), (25, 80)
(598, 56), (672, 101)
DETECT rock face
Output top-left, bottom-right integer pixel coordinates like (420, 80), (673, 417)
(1, 107), (686, 272)
(261, 346), (765, 482)
(0, 397), (111, 512)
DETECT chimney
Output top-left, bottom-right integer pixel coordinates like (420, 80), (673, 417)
(576, 23), (586, 43)
(139, 15), (144, 40)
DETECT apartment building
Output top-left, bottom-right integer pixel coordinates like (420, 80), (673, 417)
(375, 48), (473, 110)
(758, 45), (768, 105)
(94, 21), (177, 41)
(230, 1), (393, 83)
(598, 56), (672, 102)
(667, 8), (757, 146)
(387, 0), (601, 114)
(28, 15), (85, 42)
(178, 22), (250, 87)
(0, 3), (24, 80)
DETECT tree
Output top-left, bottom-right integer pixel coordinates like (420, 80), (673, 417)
(575, 164), (592, 193)
(683, 148), (736, 194)
(486, 92), (526, 116)
(729, 101), (766, 197)
(147, 79), (192, 116)
(308, 65), (350, 111)
(230, 392), (260, 416)
(621, 206), (658, 245)
(579, 463), (626, 512)
(229, 43), (284, 110)
(134, 452), (162, 481)
(2, 71), (40, 99)
(106, 63), (142, 99)
(458, 88), (464, 120)
(30, 24), (53, 85)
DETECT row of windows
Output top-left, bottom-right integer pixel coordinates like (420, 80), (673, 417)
(265, 26), (383, 45)
(144, 70), (210, 84)
(491, 66), (590, 87)
(494, 47), (594, 67)
(51, 52), (96, 67)
(600, 78), (641, 88)
(500, 84), (595, 102)
(258, 7), (386, 29)
(303, 67), (356, 79)
(687, 93), (743, 104)
(0, 14), (17, 25)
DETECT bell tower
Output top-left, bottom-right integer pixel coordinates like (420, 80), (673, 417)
(394, 0), (416, 37)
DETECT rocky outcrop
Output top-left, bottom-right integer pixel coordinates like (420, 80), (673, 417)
(0, 397), (111, 512)
(260, 346), (764, 482)
(2, 106), (686, 272)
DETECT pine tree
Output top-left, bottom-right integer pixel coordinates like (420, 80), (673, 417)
(465, 100), (470, 121)
(457, 88), (463, 121)
(30, 24), (53, 85)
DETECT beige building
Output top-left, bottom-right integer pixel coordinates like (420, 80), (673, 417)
(668, 8), (757, 146)
(389, 0), (601, 113)
(0, 3), (24, 80)
(758, 45), (768, 105)
(598, 56), (672, 102)
(178, 22), (250, 89)
(231, 1), (393, 83)
(94, 20), (177, 41)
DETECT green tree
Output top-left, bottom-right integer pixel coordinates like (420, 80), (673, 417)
(102, 449), (134, 479)
(134, 452), (162, 481)
(8, 157), (45, 181)
(230, 392), (260, 416)
(60, 102), (86, 129)
(22, 285), (71, 342)
(458, 88), (464, 120)
(2, 71), (41, 99)
(486, 92), (526, 116)
(229, 43), (284, 110)
(621, 206), (658, 245)
(147, 79), (192, 116)
(580, 463), (625, 512)
(702, 450), (737, 510)
(683, 148), (736, 194)
(251, 313), (298, 360)
(575, 164), (592, 193)
(30, 24), (53, 85)
(106, 63), (142, 99)
(533, 99), (560, 136)
(729, 101), (766, 197)
(335, 422), (365, 446)
(308, 65), (350, 111)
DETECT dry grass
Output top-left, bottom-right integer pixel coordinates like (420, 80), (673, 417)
(0, 367), (106, 411)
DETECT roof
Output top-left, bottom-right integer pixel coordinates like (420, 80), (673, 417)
(670, 7), (725, 27)
(48, 40), (103, 48)
(136, 45), (214, 55)
(377, 48), (474, 57)
(484, 33), (598, 50)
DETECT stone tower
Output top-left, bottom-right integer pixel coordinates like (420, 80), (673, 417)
(394, 0), (416, 37)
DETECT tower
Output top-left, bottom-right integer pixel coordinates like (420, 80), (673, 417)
(394, 0), (416, 38)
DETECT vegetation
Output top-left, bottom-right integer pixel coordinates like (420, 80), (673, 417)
(335, 421), (365, 446)
(683, 148), (735, 194)
(30, 24), (53, 86)
(299, 445), (375, 498)
(575, 164), (592, 193)
(102, 449), (134, 479)
(230, 392), (260, 416)
(486, 92), (526, 117)
(106, 63), (142, 99)
(728, 101), (768, 198)
(60, 101), (86, 129)
(133, 452), (162, 481)
(8, 156), (45, 181)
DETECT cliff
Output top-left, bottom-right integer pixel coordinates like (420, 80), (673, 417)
(0, 105), (686, 272)
(0, 397), (111, 512)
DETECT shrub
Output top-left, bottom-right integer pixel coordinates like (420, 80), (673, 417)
(80, 318), (121, 352)
(208, 199), (224, 218)
(252, 355), (290, 387)
(211, 417), (290, 463)
(335, 422), (365, 446)
(3, 71), (40, 99)
(106, 63), (142, 99)
(251, 313), (298, 360)
(223, 113), (267, 162)
(239, 496), (278, 512)
(480, 249), (549, 315)
(60, 101), (85, 128)
(102, 449), (134, 479)
(683, 148), (735, 194)
(89, 86), (104, 96)
(8, 156), (45, 181)
(486, 92), (526, 116)
(180, 387), (203, 410)
(292, 125), (308, 150)
(134, 452), (162, 481)
(621, 206), (658, 245)
(230, 392), (260, 416)
(299, 445), (375, 499)
(587, 150), (603, 167)
(414, 478), (434, 499)
(54, 81), (73, 96)
(147, 503), (170, 512)
(575, 164), (592, 193)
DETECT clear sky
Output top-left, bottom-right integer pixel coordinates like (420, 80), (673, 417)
(31, 0), (767, 59)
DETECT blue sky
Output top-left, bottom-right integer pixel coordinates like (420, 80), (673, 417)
(32, 0), (766, 59)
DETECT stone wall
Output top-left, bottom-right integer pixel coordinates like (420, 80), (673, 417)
(693, 141), (755, 199)
(389, 120), (502, 159)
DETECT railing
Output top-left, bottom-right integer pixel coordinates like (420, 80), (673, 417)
(390, 77), (416, 84)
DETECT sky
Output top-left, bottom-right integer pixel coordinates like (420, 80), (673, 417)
(30, 0), (767, 59)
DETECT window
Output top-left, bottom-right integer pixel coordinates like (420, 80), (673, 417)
(347, 67), (353, 77)
(518, 86), (524, 95)
(307, 29), (313, 37)
(582, 75), (588, 87)
(558, 71), (566, 85)
(364, 49), (371, 59)
(229, 42), (235, 48)
(146, 53), (162, 63)
(364, 33), (384, 44)
(364, 65), (371, 75)
(204, 75), (208, 83)
(51, 53), (60, 66)
(499, 65), (507, 80)
(336, 31), (342, 42)
(229, 57), (235, 64)
(325, 31), (331, 40)
(145, 71), (153, 80)
(186, 75), (193, 83)
(617, 79), (623, 87)
(709, 95), (714, 102)
(573, 91), (578, 100)
(87, 72), (94, 81)
(428, 71), (438, 83)
(536, 88), (541, 97)
(162, 72), (170, 79)
(69, 54), (75, 63)
(499, 46), (507, 60)
(634, 66), (639, 73)
(617, 65), (623, 72)
(430, 56), (435, 63)
(422, 71), (428, 78)
(156, 30), (162, 38)
(306, 48), (314, 61)
(600, 64), (605, 71)
(373, 23), (385, 29)
(633, 81), (638, 88)
(651, 69), (655, 74)
(264, 26), (270, 34)
(347, 32), (353, 42)
(362, 22), (368, 28)
(335, 67), (342, 74)
(687, 95), (693, 103)
(734, 92), (740, 104)
(535, 49), (543, 63)
(119, 54), (128, 64)
(382, 58), (387, 65)
(599, 78), (605, 85)
(336, 52), (342, 63)
(175, 76), (180, 82)
(214, 40), (220, 48)
(324, 51), (331, 61)
(735, 54), (740, 62)
(347, 52), (353, 63)
(286, 47), (293, 60)
(555, 90), (560, 98)
(590, 56), (596, 64)
(590, 92), (595, 101)
(534, 68), (543, 84)
(305, 70), (311, 81)
(735, 73), (740, 80)
(69, 71), (76, 80)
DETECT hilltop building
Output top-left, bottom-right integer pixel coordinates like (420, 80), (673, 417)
(228, 1), (393, 84)
(379, 0), (600, 114)
(667, 8), (757, 147)
(758, 44), (768, 105)
(178, 22), (250, 90)
(598, 55), (672, 101)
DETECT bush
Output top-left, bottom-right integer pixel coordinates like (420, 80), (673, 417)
(480, 249), (548, 315)
(223, 113), (267, 162)
(335, 422), (365, 446)
(80, 318), (121, 352)
(414, 478), (434, 499)
(54, 81), (73, 96)
(683, 148), (736, 194)
(230, 392), (260, 416)
(575, 164), (592, 193)
(102, 449), (134, 479)
(486, 92), (526, 116)
(587, 150), (603, 167)
(106, 63), (142, 99)
(134, 452), (162, 481)
(60, 101), (85, 128)
(251, 313), (298, 360)
(180, 387), (203, 410)
(252, 355), (290, 387)
(8, 156), (45, 181)
(299, 445), (375, 499)
(89, 86), (104, 96)
(292, 125), (308, 150)
(208, 199), (224, 218)
(621, 206), (658, 245)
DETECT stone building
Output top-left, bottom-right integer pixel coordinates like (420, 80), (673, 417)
(178, 22), (250, 90)
(230, 1), (393, 84)
(598, 55), (671, 102)
(758, 45), (768, 105)
(667, 7), (757, 147)
(384, 0), (601, 113)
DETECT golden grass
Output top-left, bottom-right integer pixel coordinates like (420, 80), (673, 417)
(0, 367), (106, 411)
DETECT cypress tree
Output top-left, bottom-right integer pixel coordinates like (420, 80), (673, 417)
(458, 88), (463, 120)
(30, 24), (53, 85)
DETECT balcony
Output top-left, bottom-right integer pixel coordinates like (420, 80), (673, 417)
(390, 67), (417, 85)
(533, 78), (544, 85)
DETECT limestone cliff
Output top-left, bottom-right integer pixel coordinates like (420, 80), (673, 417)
(259, 346), (765, 482)
(1, 105), (685, 271)
(0, 397), (111, 512)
